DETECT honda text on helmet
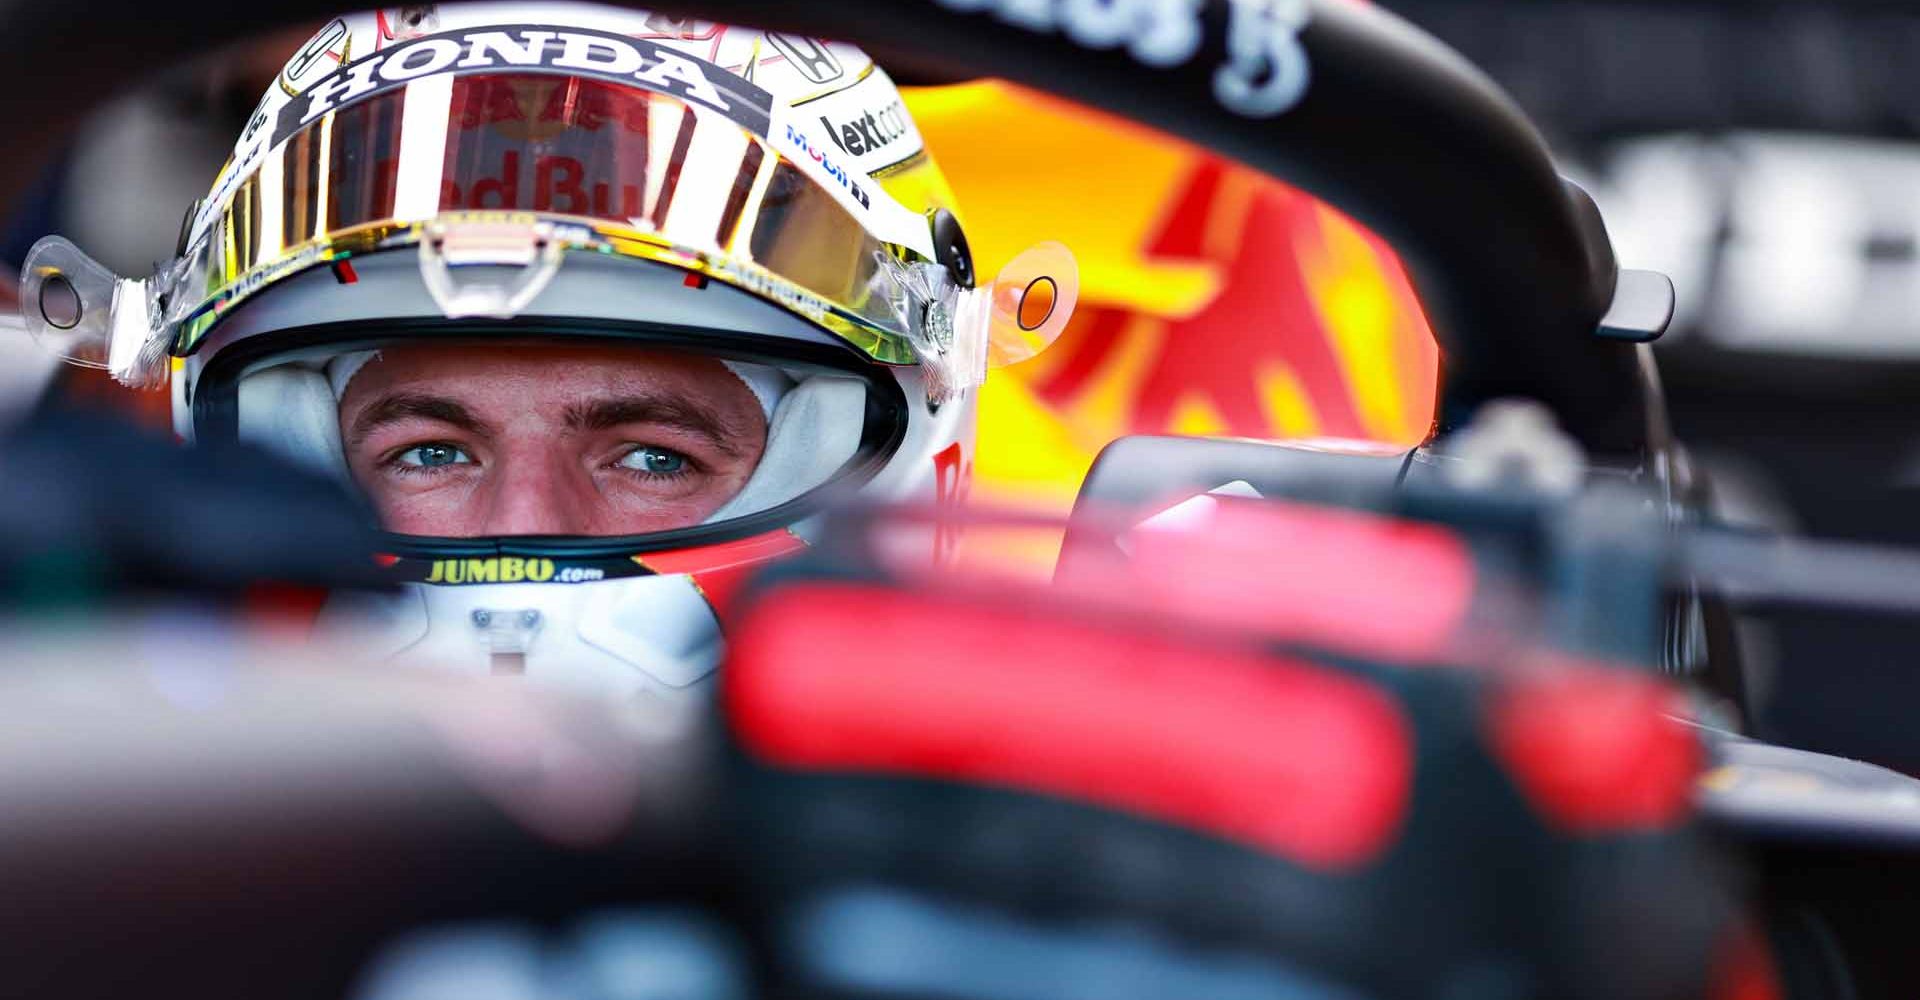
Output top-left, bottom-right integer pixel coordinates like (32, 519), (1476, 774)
(22, 3), (1077, 711)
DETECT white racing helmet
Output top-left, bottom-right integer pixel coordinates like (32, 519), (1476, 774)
(21, 3), (1076, 711)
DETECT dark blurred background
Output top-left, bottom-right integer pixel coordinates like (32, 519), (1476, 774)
(1381, 0), (1920, 768)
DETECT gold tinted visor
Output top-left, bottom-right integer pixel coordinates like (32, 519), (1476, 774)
(169, 73), (923, 362)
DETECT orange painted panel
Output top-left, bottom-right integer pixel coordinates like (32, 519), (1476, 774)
(906, 81), (1440, 512)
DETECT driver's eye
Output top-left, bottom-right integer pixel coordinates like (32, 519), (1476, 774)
(399, 443), (472, 468)
(617, 446), (688, 475)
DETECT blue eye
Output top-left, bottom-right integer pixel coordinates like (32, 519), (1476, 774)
(399, 443), (471, 468)
(618, 446), (687, 475)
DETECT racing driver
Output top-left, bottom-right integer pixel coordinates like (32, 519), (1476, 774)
(18, 4), (1074, 711)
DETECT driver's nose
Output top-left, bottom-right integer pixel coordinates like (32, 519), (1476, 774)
(476, 449), (597, 536)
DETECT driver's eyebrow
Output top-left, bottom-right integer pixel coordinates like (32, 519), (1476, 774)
(347, 392), (492, 447)
(565, 395), (752, 458)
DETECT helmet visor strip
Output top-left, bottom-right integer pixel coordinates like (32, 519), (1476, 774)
(164, 76), (931, 361)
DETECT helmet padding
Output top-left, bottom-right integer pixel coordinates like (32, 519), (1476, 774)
(707, 375), (867, 523)
(238, 366), (348, 481)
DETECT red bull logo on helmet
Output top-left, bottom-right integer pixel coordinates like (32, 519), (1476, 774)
(436, 150), (646, 218)
(344, 75), (666, 221)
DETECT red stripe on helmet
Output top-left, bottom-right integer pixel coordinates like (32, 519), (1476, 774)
(1487, 667), (1700, 834)
(637, 530), (807, 616)
(726, 583), (1414, 871)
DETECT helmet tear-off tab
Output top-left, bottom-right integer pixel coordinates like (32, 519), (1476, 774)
(874, 240), (1081, 403)
(18, 236), (170, 389)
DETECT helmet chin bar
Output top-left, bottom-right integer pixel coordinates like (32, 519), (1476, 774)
(317, 570), (731, 698)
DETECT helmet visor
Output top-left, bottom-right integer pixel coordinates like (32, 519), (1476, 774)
(171, 73), (931, 363)
(220, 335), (905, 570)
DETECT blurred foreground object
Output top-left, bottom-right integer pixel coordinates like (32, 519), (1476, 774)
(57, 397), (1920, 996)
(722, 513), (1742, 1000)
(332, 480), (1769, 1000)
(0, 654), (714, 1000)
(1044, 419), (1920, 1000)
(0, 406), (385, 604)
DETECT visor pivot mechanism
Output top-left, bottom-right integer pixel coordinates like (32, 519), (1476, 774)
(472, 608), (544, 676)
(923, 301), (955, 352)
(419, 214), (566, 320)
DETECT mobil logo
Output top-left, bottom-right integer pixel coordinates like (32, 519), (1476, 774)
(783, 123), (872, 211)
